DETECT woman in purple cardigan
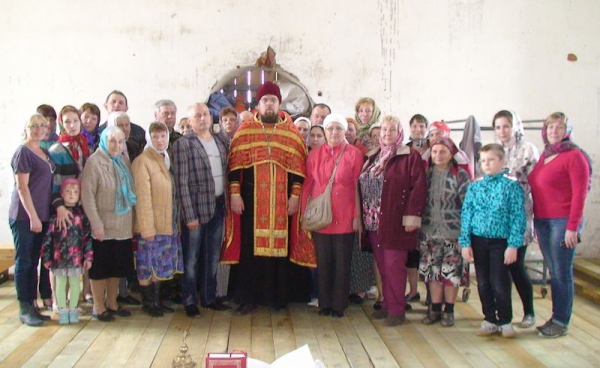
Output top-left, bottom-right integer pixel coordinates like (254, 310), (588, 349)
(359, 115), (427, 326)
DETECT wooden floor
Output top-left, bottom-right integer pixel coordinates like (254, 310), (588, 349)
(1, 281), (600, 368)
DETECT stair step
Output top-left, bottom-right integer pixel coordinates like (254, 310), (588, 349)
(574, 276), (600, 306)
(574, 258), (600, 285)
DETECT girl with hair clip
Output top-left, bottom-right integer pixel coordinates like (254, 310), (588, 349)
(492, 110), (539, 328)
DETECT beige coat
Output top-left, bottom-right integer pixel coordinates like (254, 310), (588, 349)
(81, 149), (133, 240)
(131, 148), (174, 238)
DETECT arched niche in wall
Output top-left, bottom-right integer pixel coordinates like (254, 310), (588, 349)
(208, 65), (314, 121)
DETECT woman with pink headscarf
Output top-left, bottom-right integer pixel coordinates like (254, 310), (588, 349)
(359, 115), (427, 326)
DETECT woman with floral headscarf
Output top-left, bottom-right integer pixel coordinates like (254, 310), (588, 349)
(492, 110), (540, 328)
(419, 137), (470, 327)
(423, 121), (474, 179)
(354, 97), (381, 143)
(529, 112), (592, 338)
(131, 122), (184, 317)
(359, 115), (427, 326)
(81, 126), (137, 322)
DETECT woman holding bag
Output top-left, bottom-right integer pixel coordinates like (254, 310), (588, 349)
(302, 114), (364, 317)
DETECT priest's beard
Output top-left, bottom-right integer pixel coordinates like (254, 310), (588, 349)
(261, 112), (279, 124)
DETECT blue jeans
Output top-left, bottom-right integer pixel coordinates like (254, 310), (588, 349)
(471, 235), (513, 325)
(10, 219), (48, 303)
(534, 218), (575, 326)
(180, 196), (225, 307)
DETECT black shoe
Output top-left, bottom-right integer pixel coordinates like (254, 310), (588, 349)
(185, 304), (201, 318)
(331, 310), (344, 318)
(159, 303), (175, 313)
(318, 308), (331, 316)
(272, 303), (286, 312)
(405, 292), (421, 302)
(235, 303), (256, 316)
(117, 295), (141, 305)
(106, 307), (132, 317)
(33, 309), (51, 321)
(93, 310), (115, 322)
(203, 301), (231, 311)
(349, 294), (365, 304)
(373, 301), (383, 311)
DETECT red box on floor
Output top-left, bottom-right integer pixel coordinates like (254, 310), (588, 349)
(205, 351), (247, 368)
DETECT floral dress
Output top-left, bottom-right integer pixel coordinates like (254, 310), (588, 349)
(41, 205), (93, 277)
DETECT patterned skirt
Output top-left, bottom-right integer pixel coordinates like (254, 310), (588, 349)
(418, 233), (468, 287)
(349, 235), (375, 294)
(136, 233), (184, 281)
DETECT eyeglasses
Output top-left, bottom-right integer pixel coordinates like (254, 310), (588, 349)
(27, 124), (49, 130)
(326, 126), (345, 133)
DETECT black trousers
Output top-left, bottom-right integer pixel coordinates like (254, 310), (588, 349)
(471, 235), (513, 325)
(312, 232), (354, 312)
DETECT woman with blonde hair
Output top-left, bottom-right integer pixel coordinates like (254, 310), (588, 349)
(9, 113), (55, 326)
(359, 115), (427, 326)
(529, 112), (592, 338)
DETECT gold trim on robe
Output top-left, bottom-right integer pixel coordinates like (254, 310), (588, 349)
(221, 112), (316, 267)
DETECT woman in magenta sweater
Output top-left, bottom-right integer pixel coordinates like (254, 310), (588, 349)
(302, 113), (364, 318)
(528, 112), (592, 338)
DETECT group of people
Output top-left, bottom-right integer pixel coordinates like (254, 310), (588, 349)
(9, 83), (591, 340)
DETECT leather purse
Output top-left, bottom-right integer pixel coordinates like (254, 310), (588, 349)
(302, 144), (346, 231)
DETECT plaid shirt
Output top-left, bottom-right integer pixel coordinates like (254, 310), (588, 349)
(173, 131), (229, 225)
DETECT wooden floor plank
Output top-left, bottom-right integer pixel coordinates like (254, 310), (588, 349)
(330, 308), (373, 368)
(125, 313), (173, 368)
(271, 308), (297, 359)
(227, 309), (252, 355)
(288, 304), (323, 363)
(310, 308), (350, 368)
(0, 279), (599, 367)
(22, 321), (86, 367)
(150, 308), (193, 368)
(1, 324), (60, 367)
(250, 307), (275, 363)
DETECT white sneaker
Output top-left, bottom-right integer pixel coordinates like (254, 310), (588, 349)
(307, 298), (319, 307)
(500, 323), (517, 338)
(477, 320), (499, 336)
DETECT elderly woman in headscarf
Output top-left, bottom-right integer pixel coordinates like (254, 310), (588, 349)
(492, 110), (540, 328)
(528, 112), (592, 338)
(302, 114), (364, 317)
(419, 137), (470, 327)
(81, 126), (137, 322)
(359, 115), (427, 326)
(106, 111), (144, 163)
(131, 122), (184, 317)
(423, 121), (473, 179)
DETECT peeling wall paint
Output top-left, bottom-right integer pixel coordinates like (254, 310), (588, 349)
(1, 0), (599, 255)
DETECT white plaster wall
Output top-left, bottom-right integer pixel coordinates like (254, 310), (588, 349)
(1, 0), (599, 255)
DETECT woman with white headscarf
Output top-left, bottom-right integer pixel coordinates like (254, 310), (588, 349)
(131, 121), (184, 317)
(492, 110), (540, 328)
(106, 111), (144, 163)
(294, 117), (311, 145)
(301, 113), (364, 318)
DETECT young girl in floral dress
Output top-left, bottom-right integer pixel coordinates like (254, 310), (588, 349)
(42, 179), (93, 324)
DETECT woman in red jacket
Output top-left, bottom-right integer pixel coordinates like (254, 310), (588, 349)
(359, 115), (427, 326)
(528, 112), (591, 338)
(302, 113), (364, 318)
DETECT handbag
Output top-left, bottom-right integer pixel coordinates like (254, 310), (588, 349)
(302, 144), (346, 231)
